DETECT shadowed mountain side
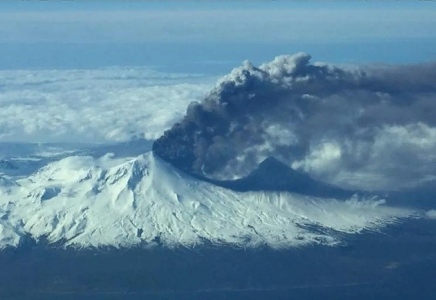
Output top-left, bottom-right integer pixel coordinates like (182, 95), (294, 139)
(385, 180), (436, 210)
(190, 156), (355, 199)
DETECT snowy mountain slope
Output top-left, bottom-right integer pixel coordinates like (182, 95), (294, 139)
(0, 151), (416, 250)
(0, 139), (153, 179)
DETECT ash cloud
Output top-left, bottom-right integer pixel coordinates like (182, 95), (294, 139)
(153, 53), (436, 191)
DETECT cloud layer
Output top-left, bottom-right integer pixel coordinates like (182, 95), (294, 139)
(154, 53), (436, 191)
(0, 68), (213, 143)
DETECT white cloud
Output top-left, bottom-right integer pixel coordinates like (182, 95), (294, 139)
(0, 68), (214, 143)
(426, 210), (436, 219)
(2, 63), (436, 192)
(293, 124), (436, 191)
(292, 142), (342, 175)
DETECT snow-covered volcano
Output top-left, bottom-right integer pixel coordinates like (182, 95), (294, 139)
(0, 151), (414, 250)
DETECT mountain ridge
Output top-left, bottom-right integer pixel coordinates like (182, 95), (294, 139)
(205, 156), (354, 199)
(0, 151), (414, 250)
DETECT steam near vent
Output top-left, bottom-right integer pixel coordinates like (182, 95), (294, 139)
(153, 53), (436, 191)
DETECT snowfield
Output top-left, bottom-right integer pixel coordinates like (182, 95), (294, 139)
(0, 150), (415, 250)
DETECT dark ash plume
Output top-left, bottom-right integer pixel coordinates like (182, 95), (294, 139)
(153, 53), (436, 191)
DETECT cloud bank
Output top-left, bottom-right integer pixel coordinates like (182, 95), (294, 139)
(0, 68), (213, 143)
(426, 210), (436, 219)
(154, 53), (436, 191)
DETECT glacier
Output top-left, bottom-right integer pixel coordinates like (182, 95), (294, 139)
(0, 149), (416, 250)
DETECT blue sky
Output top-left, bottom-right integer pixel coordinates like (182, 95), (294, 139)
(0, 2), (435, 72)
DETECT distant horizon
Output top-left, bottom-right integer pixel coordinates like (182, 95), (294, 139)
(1, 2), (435, 71)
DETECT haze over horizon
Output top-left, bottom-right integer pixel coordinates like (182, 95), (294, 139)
(1, 2), (435, 71)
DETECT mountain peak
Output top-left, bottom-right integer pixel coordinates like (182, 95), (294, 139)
(215, 156), (353, 198)
(257, 156), (289, 170)
(0, 151), (413, 249)
(255, 156), (309, 181)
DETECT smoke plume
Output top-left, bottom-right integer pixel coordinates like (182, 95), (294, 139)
(153, 53), (436, 191)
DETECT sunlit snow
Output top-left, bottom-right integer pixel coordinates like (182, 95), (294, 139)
(0, 151), (415, 249)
